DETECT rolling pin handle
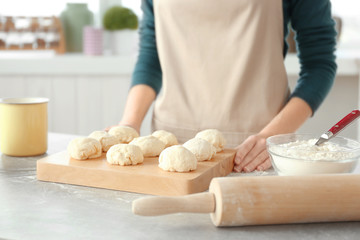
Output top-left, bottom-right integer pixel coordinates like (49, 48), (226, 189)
(132, 192), (215, 216)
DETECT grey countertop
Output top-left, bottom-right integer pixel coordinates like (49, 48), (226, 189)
(1, 133), (360, 240)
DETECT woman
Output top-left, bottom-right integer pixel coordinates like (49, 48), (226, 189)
(115, 0), (337, 173)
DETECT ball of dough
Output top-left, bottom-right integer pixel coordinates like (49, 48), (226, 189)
(158, 145), (197, 172)
(89, 130), (119, 152)
(129, 135), (165, 157)
(195, 129), (226, 152)
(152, 130), (178, 148)
(108, 126), (139, 143)
(67, 137), (102, 160)
(183, 138), (216, 162)
(106, 144), (144, 166)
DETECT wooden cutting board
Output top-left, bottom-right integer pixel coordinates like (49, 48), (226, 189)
(37, 149), (236, 196)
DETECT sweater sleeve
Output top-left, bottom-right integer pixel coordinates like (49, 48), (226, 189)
(289, 0), (337, 114)
(130, 0), (162, 94)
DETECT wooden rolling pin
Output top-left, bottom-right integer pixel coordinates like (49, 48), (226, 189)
(132, 175), (360, 227)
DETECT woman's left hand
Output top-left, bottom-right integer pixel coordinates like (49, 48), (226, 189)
(233, 134), (272, 172)
(233, 97), (313, 173)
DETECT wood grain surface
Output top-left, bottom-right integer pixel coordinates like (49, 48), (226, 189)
(37, 149), (236, 196)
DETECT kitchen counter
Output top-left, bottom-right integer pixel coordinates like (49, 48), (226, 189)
(1, 133), (360, 240)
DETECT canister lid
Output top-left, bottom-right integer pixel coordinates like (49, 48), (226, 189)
(0, 97), (49, 104)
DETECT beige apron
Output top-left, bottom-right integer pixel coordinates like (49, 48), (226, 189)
(152, 0), (289, 147)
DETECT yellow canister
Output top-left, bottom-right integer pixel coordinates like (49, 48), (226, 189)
(0, 98), (49, 156)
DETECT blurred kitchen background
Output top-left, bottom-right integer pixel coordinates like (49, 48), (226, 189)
(0, 0), (360, 140)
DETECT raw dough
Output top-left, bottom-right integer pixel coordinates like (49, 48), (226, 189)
(183, 138), (216, 161)
(106, 144), (144, 166)
(89, 130), (119, 152)
(195, 129), (226, 152)
(129, 135), (165, 157)
(158, 145), (197, 172)
(152, 130), (178, 148)
(67, 137), (102, 160)
(108, 126), (139, 143)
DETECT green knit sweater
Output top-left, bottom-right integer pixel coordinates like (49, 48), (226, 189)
(131, 0), (337, 114)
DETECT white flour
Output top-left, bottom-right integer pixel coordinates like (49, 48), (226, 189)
(269, 139), (358, 175)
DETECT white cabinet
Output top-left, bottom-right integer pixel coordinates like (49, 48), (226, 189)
(0, 54), (154, 136)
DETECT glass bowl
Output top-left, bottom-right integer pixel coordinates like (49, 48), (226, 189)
(266, 133), (360, 176)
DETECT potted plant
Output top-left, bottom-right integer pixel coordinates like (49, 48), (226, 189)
(103, 6), (139, 55)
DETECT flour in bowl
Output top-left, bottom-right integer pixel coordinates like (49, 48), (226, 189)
(268, 138), (359, 175)
(272, 139), (355, 161)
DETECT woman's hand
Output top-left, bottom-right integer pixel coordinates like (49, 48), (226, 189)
(233, 97), (312, 173)
(233, 134), (272, 172)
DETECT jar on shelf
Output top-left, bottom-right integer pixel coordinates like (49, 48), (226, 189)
(60, 3), (94, 52)
(0, 16), (6, 48)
